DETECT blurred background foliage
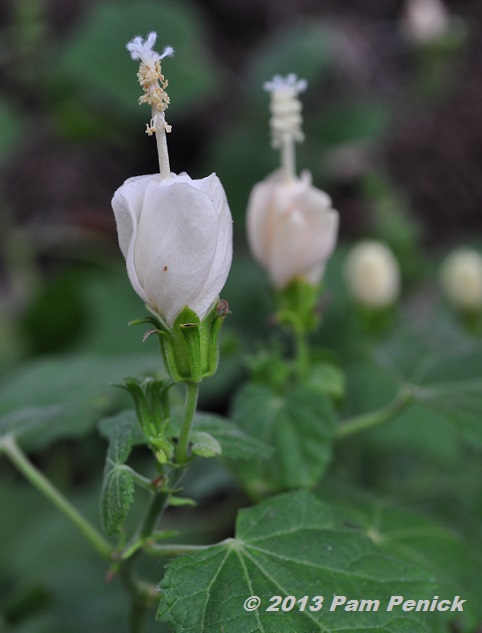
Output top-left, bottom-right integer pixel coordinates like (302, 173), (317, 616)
(0, 0), (481, 631)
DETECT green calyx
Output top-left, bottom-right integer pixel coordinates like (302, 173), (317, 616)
(132, 299), (230, 384)
(276, 278), (321, 335)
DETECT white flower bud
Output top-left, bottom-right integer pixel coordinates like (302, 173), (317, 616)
(401, 0), (450, 44)
(439, 248), (482, 311)
(246, 170), (339, 288)
(112, 172), (233, 325)
(344, 241), (401, 308)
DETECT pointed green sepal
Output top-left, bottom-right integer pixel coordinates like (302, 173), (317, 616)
(152, 299), (229, 384)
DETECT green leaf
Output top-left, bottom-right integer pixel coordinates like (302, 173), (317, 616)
(157, 490), (435, 632)
(0, 353), (156, 450)
(248, 20), (334, 93)
(229, 383), (336, 496)
(99, 411), (140, 535)
(0, 98), (24, 159)
(190, 431), (222, 458)
(168, 411), (272, 462)
(322, 484), (482, 632)
(342, 335), (482, 460)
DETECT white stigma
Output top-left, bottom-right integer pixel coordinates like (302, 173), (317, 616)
(127, 32), (174, 66)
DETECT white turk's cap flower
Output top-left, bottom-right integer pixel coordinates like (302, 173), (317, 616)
(401, 0), (450, 44)
(112, 34), (233, 327)
(344, 241), (401, 308)
(112, 172), (232, 326)
(247, 170), (338, 289)
(439, 248), (482, 311)
(247, 74), (338, 289)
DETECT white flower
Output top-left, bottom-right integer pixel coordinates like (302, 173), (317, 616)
(247, 170), (339, 288)
(439, 248), (482, 311)
(401, 0), (450, 44)
(344, 241), (400, 308)
(112, 172), (233, 325)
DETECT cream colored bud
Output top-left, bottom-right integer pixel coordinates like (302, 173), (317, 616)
(439, 248), (482, 311)
(246, 170), (339, 289)
(401, 0), (450, 44)
(345, 241), (400, 308)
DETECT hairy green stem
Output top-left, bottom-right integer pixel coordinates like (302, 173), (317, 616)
(0, 435), (112, 559)
(175, 381), (199, 464)
(336, 388), (414, 439)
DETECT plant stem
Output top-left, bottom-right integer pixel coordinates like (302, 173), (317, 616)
(0, 435), (112, 560)
(129, 602), (148, 633)
(119, 558), (158, 633)
(336, 388), (414, 440)
(294, 327), (310, 381)
(175, 381), (199, 464)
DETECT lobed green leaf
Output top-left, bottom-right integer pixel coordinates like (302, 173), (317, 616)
(229, 383), (336, 496)
(157, 490), (435, 632)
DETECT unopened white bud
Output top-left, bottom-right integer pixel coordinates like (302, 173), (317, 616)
(401, 0), (450, 44)
(247, 170), (338, 289)
(439, 248), (482, 311)
(345, 241), (400, 308)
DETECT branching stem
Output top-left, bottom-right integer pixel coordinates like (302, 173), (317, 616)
(336, 387), (414, 439)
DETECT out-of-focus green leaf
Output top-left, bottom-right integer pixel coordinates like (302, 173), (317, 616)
(168, 410), (271, 462)
(56, 0), (222, 117)
(0, 482), (168, 632)
(247, 20), (334, 93)
(229, 382), (336, 496)
(158, 490), (435, 633)
(0, 353), (157, 450)
(0, 99), (24, 159)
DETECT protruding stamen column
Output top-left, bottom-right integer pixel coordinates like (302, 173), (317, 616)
(127, 33), (174, 179)
(264, 74), (307, 182)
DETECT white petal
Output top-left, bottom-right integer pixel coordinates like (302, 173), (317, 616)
(112, 174), (161, 303)
(134, 180), (222, 324)
(111, 174), (158, 258)
(246, 180), (274, 266)
(190, 175), (233, 316)
(268, 209), (308, 288)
